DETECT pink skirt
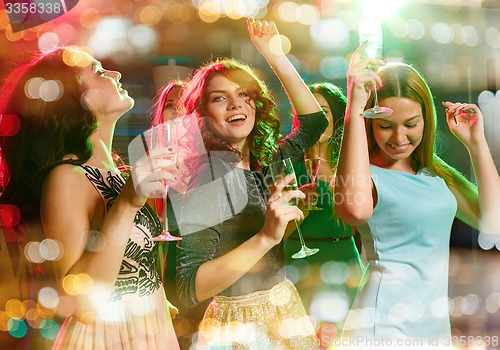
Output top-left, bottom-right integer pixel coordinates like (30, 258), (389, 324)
(52, 287), (179, 350)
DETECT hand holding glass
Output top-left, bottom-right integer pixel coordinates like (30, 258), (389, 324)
(269, 158), (319, 259)
(358, 18), (393, 119)
(146, 122), (182, 241)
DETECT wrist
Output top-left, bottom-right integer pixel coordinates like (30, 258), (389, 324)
(466, 137), (489, 154)
(256, 230), (281, 249)
(121, 178), (147, 209)
(265, 53), (288, 68)
(345, 106), (366, 121)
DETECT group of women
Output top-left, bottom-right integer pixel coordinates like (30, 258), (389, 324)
(0, 15), (499, 350)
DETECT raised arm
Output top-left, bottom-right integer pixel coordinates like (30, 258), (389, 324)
(247, 17), (322, 116)
(442, 101), (500, 234)
(334, 45), (385, 226)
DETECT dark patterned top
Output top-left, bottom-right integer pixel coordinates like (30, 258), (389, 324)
(80, 165), (163, 302)
(176, 111), (328, 306)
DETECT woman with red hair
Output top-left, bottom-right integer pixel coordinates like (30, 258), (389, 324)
(176, 18), (327, 349)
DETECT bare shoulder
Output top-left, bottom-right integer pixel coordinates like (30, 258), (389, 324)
(44, 163), (87, 185)
(42, 164), (98, 207)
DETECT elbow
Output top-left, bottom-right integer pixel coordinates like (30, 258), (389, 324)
(335, 203), (372, 227)
(176, 270), (201, 308)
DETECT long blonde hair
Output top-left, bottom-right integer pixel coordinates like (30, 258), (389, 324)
(367, 62), (476, 194)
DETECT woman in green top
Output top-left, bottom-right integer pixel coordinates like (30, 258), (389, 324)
(285, 82), (365, 339)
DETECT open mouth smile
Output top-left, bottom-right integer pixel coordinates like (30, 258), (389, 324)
(388, 143), (410, 151)
(226, 114), (247, 123)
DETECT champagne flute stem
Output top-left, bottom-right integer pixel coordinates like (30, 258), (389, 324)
(162, 182), (170, 233)
(294, 220), (307, 249)
(373, 86), (379, 106)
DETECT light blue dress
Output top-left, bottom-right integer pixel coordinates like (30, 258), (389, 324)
(342, 165), (457, 345)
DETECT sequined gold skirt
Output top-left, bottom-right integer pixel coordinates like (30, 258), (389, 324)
(196, 279), (319, 349)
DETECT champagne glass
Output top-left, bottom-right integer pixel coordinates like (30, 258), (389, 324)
(358, 18), (393, 119)
(146, 122), (182, 241)
(304, 143), (323, 211)
(269, 158), (319, 259)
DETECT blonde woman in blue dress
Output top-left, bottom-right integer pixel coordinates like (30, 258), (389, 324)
(334, 44), (500, 347)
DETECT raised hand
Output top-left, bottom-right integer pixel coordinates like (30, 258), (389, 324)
(347, 43), (386, 112)
(247, 17), (282, 58)
(130, 147), (177, 199)
(442, 101), (485, 148)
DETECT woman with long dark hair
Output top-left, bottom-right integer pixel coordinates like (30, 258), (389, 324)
(0, 47), (180, 349)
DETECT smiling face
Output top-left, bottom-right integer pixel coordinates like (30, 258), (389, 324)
(79, 51), (134, 120)
(370, 97), (424, 170)
(204, 74), (256, 151)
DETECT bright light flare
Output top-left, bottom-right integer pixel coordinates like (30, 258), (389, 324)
(360, 0), (404, 21)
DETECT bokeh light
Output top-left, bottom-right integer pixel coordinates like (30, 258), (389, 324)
(88, 18), (134, 62)
(485, 26), (500, 48)
(138, 5), (162, 26)
(5, 299), (24, 319)
(38, 287), (60, 310)
(166, 3), (197, 24)
(62, 46), (94, 67)
(5, 26), (23, 42)
(198, 2), (221, 23)
(38, 32), (60, 52)
(461, 25), (480, 47)
(128, 24), (158, 54)
(39, 318), (60, 340)
(310, 18), (349, 49)
(39, 80), (64, 102)
(0, 312), (10, 332)
(0, 9), (10, 30)
(430, 296), (450, 319)
(310, 292), (349, 323)
(0, 204), (21, 227)
(296, 4), (319, 25)
(276, 1), (297, 23)
(485, 292), (500, 313)
(406, 19), (425, 40)
(24, 241), (45, 264)
(80, 8), (102, 29)
(268, 283), (291, 307)
(62, 273), (94, 295)
(0, 114), (21, 136)
(25, 77), (44, 99)
(8, 318), (27, 338)
(431, 22), (453, 44)
(269, 34), (290, 55)
(39, 239), (64, 261)
(388, 16), (408, 39)
(319, 261), (348, 285)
